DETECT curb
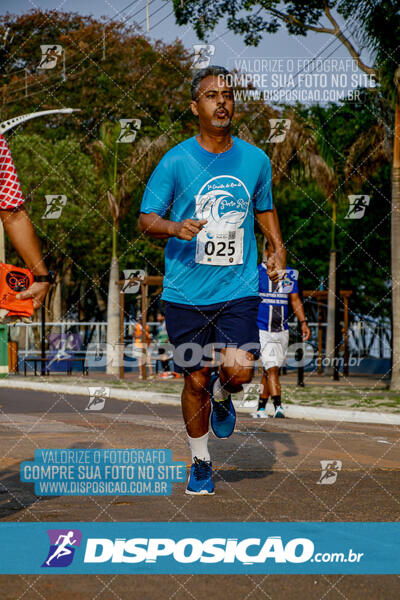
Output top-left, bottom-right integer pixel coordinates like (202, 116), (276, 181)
(0, 379), (181, 406)
(237, 403), (400, 425)
(1, 379), (399, 426)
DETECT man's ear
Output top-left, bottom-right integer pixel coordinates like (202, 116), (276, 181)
(190, 100), (199, 116)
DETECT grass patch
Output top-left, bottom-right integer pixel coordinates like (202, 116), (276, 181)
(281, 385), (400, 412)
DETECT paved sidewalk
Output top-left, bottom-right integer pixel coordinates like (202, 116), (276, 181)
(1, 377), (399, 425)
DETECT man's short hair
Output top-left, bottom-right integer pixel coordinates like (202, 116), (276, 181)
(190, 65), (232, 101)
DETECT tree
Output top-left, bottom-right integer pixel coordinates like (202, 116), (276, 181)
(238, 95), (391, 315)
(92, 122), (128, 376)
(8, 133), (104, 320)
(92, 121), (172, 374)
(0, 10), (194, 141)
(0, 9), (196, 322)
(392, 68), (400, 388)
(173, 0), (400, 385)
(333, 93), (391, 320)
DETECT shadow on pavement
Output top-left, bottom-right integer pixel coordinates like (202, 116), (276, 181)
(210, 429), (298, 483)
(0, 441), (105, 520)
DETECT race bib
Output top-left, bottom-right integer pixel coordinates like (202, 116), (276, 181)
(195, 229), (244, 266)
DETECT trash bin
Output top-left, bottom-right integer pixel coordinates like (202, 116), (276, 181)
(8, 341), (18, 374)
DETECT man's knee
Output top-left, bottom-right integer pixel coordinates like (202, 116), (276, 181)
(184, 368), (211, 397)
(222, 366), (253, 387)
(267, 366), (280, 378)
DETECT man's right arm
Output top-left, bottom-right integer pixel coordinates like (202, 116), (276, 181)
(138, 212), (207, 241)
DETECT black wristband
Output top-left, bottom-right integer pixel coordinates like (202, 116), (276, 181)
(300, 320), (307, 325)
(34, 271), (55, 284)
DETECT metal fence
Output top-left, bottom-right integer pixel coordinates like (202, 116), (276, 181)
(8, 321), (160, 357)
(8, 316), (391, 375)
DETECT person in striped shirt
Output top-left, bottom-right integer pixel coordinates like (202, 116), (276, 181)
(0, 134), (51, 308)
(255, 240), (310, 418)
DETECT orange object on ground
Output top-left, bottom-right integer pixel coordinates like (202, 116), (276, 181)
(0, 262), (34, 318)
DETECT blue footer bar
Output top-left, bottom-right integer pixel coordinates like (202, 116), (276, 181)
(0, 522), (398, 574)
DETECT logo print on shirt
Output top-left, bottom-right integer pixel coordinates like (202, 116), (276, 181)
(6, 271), (30, 291)
(195, 176), (250, 231)
(278, 269), (298, 293)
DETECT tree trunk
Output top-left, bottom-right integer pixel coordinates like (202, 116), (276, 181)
(79, 280), (87, 322)
(390, 94), (400, 390)
(325, 250), (336, 376)
(54, 279), (62, 320)
(93, 276), (107, 317)
(106, 256), (120, 375)
(51, 277), (62, 334)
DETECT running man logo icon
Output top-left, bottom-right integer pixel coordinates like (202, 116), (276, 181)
(240, 383), (263, 407)
(38, 45), (63, 69)
(86, 387), (110, 411)
(42, 195), (67, 220)
(122, 269), (145, 294)
(42, 529), (82, 567)
(344, 195), (370, 219)
(192, 45), (215, 69)
(317, 460), (342, 485)
(117, 119), (141, 143)
(267, 119), (291, 143)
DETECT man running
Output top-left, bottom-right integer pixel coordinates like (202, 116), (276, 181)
(0, 134), (51, 307)
(139, 65), (286, 495)
(255, 240), (311, 418)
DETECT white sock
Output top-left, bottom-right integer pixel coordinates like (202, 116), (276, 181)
(188, 432), (210, 462)
(213, 376), (230, 402)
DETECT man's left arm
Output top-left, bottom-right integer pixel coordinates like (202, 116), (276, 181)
(256, 206), (286, 282)
(0, 208), (49, 308)
(289, 292), (311, 341)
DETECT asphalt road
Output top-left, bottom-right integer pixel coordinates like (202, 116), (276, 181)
(0, 387), (399, 599)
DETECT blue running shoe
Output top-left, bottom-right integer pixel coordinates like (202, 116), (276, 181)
(274, 405), (285, 418)
(185, 457), (215, 495)
(209, 373), (236, 439)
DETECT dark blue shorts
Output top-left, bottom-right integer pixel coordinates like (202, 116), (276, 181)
(164, 296), (261, 374)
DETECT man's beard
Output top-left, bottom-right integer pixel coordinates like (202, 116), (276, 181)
(211, 116), (231, 128)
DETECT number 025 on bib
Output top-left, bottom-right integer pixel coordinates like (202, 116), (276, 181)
(195, 229), (244, 266)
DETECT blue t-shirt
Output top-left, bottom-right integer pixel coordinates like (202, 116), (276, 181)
(257, 263), (299, 332)
(140, 136), (273, 305)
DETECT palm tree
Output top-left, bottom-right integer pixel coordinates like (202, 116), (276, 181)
(239, 110), (335, 193)
(341, 89), (395, 381)
(92, 123), (122, 375)
(308, 109), (341, 377)
(392, 69), (400, 389)
(240, 109), (338, 372)
(93, 125), (170, 375)
(239, 113), (336, 366)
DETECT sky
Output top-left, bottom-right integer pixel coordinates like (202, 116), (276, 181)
(1, 0), (376, 104)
